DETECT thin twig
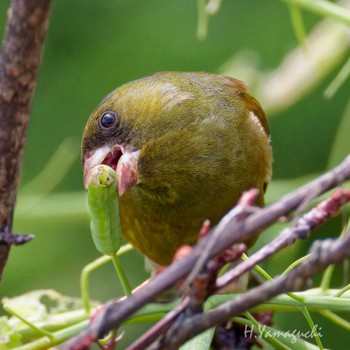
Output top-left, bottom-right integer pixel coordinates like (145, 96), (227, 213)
(0, 226), (34, 246)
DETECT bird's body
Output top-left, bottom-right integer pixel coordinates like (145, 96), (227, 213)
(82, 72), (272, 265)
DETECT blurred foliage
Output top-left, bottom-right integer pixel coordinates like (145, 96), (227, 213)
(0, 0), (350, 348)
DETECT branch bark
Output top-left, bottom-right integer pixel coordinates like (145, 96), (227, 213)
(0, 0), (52, 280)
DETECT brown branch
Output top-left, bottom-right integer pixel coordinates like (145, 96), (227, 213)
(157, 231), (350, 350)
(0, 0), (52, 280)
(64, 154), (350, 350)
(216, 188), (350, 291)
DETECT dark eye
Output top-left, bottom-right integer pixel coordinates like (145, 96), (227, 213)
(100, 111), (117, 129)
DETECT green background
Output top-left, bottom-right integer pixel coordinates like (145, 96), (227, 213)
(1, 0), (349, 348)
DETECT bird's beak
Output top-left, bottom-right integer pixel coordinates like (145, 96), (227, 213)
(83, 145), (141, 196)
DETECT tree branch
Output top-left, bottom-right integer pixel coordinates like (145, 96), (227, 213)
(0, 0), (52, 280)
(64, 154), (350, 350)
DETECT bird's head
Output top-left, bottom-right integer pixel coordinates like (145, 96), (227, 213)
(82, 72), (271, 204)
(81, 72), (197, 197)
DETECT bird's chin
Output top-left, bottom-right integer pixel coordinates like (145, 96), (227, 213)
(83, 145), (141, 196)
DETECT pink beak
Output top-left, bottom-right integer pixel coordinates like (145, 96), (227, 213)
(83, 145), (141, 196)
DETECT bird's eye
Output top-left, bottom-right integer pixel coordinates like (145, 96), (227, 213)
(100, 111), (117, 129)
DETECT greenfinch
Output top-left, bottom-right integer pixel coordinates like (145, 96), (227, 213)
(82, 72), (272, 266)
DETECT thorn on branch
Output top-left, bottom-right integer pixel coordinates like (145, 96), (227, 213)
(198, 219), (211, 239)
(0, 226), (34, 246)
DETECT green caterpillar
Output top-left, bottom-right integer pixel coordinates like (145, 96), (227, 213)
(87, 164), (122, 256)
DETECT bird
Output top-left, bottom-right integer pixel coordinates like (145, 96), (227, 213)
(81, 72), (272, 266)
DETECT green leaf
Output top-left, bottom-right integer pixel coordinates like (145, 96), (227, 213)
(2, 289), (83, 322)
(0, 290), (86, 348)
(0, 317), (22, 349)
(179, 327), (215, 350)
